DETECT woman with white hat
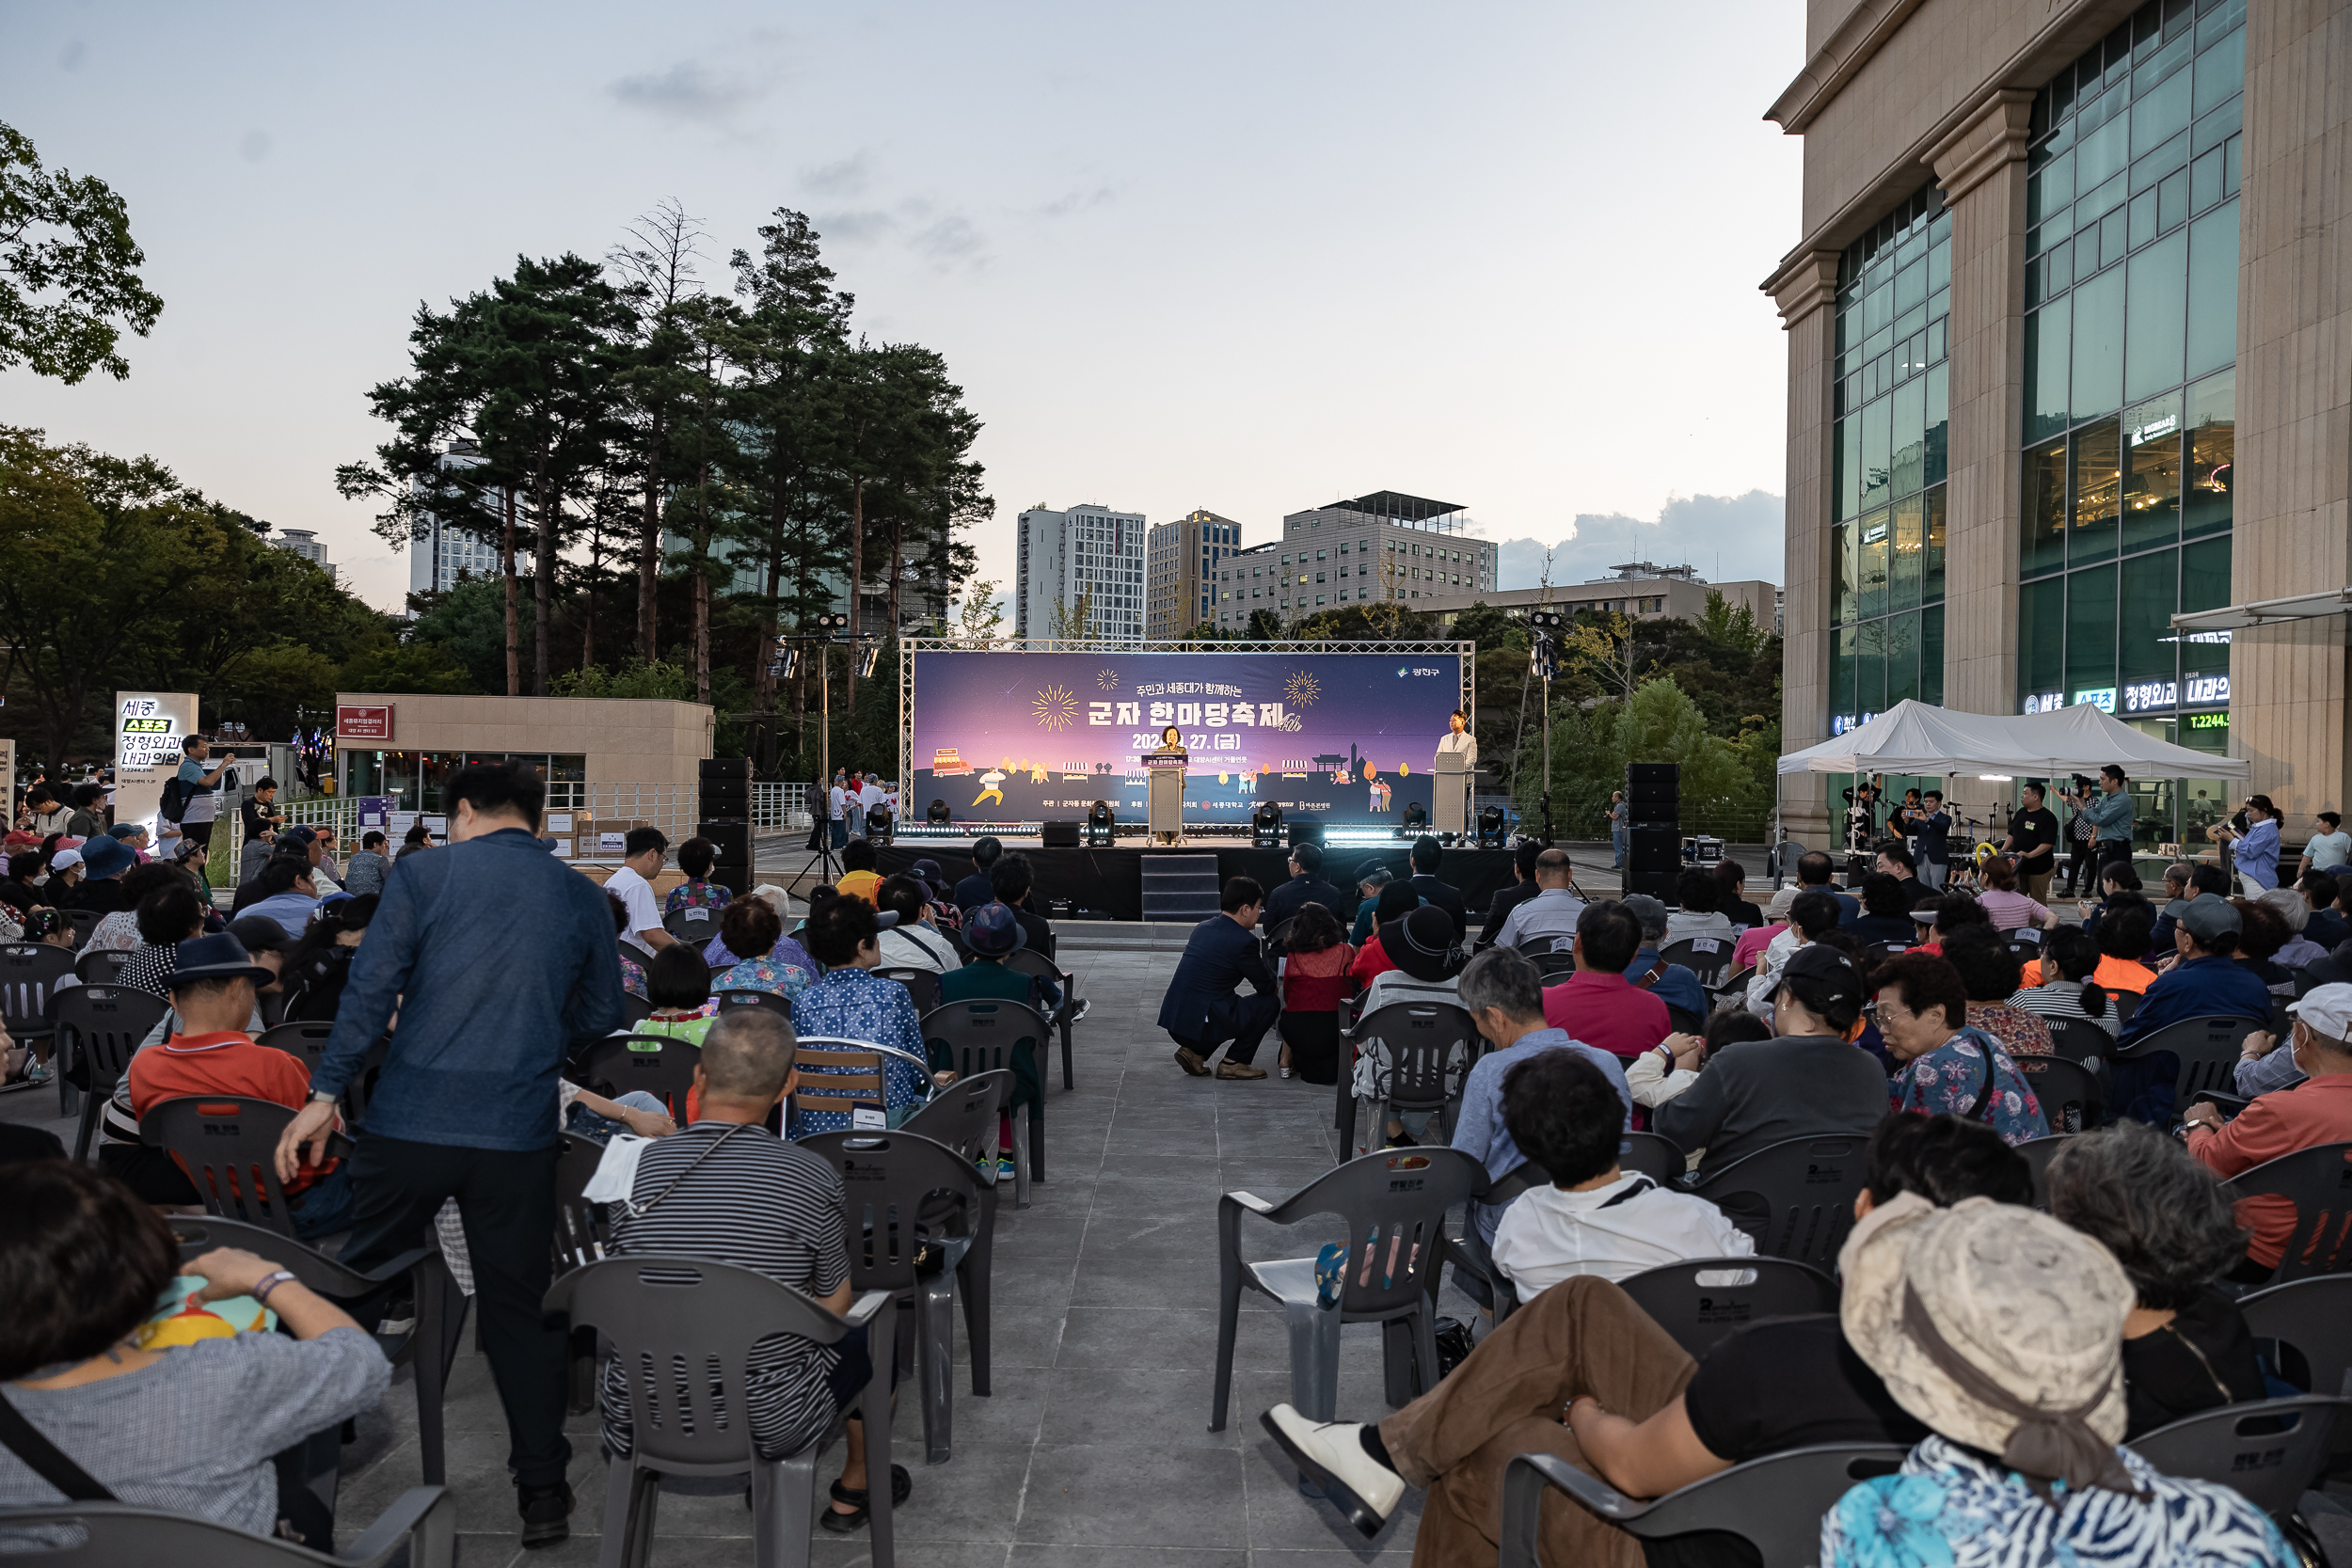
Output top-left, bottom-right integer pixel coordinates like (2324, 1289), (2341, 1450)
(1821, 1193), (2292, 1566)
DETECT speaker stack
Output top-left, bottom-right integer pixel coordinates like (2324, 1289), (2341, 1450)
(1624, 762), (1680, 901)
(697, 758), (753, 894)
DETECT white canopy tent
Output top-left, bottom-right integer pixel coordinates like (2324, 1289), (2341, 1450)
(1777, 699), (2249, 781)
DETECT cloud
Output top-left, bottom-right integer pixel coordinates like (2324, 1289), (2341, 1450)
(802, 151), (873, 196)
(239, 130), (271, 162)
(607, 60), (768, 125)
(815, 199), (988, 268)
(1041, 183), (1117, 217)
(814, 209), (897, 243)
(1495, 490), (1785, 590)
(910, 212), (983, 263)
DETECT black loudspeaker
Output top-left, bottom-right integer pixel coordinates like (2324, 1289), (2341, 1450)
(1041, 820), (1080, 847)
(711, 858), (751, 891)
(1627, 827), (1680, 871)
(700, 782), (749, 815)
(698, 758), (750, 781)
(1625, 867), (1680, 900)
(697, 821), (751, 858)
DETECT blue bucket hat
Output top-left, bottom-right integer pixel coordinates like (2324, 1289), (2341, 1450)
(963, 900), (1025, 958)
(77, 834), (135, 880)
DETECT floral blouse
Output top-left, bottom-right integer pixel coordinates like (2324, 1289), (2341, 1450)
(1890, 1026), (2049, 1145)
(714, 954), (816, 1000)
(1964, 1000), (2055, 1061)
(664, 878), (733, 916)
(618, 948), (647, 1001)
(787, 966), (930, 1137)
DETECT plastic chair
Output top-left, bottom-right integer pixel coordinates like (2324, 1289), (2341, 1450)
(662, 905), (722, 942)
(142, 1094), (355, 1239)
(167, 1212), (463, 1488)
(74, 945), (135, 984)
(2241, 1275), (2352, 1401)
(2112, 1013), (2263, 1102)
(1658, 936), (1734, 990)
(2108, 988), (2142, 1026)
(2219, 1141), (2352, 1284)
(900, 1070), (1009, 1400)
(1210, 1147), (1486, 1433)
(878, 967), (942, 1017)
(1337, 1000), (1479, 1163)
(1001, 946), (1076, 1090)
(800, 1131), (984, 1465)
(1499, 1442), (1907, 1568)
(1615, 1256), (1839, 1359)
(716, 989), (795, 1021)
(2125, 1395), (2352, 1522)
(544, 1258), (897, 1568)
(63, 908), (101, 949)
(921, 999), (1051, 1201)
(2040, 1014), (2114, 1066)
(552, 1130), (612, 1274)
(0, 940), (77, 1113)
(255, 1020), (339, 1084)
(2010, 1052), (2104, 1133)
(53, 984), (168, 1159)
(1682, 1133), (1870, 1271)
(1530, 950), (1579, 985)
(617, 991), (655, 1026)
(1620, 1131), (1686, 1183)
(2013, 1134), (2071, 1209)
(575, 1033), (704, 1120)
(0, 1490), (456, 1567)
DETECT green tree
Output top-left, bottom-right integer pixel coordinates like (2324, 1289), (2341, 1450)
(1245, 609), (1283, 640)
(608, 198), (707, 666)
(0, 121), (163, 384)
(409, 576), (533, 695)
(336, 641), (476, 695)
(1449, 600), (1526, 656)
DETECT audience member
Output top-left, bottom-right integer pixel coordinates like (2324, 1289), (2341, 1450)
(1974, 854), (2058, 931)
(1656, 943), (1888, 1177)
(235, 853), (319, 942)
(342, 830), (392, 897)
(989, 851), (1056, 959)
(606, 828), (676, 957)
(1537, 900), (1667, 1060)
(598, 1009), (905, 1532)
(2044, 1123), (2265, 1436)
(0, 1162), (391, 1546)
(1874, 842), (1929, 911)
(274, 760), (619, 1546)
(1661, 867), (1736, 942)
(789, 893), (930, 1132)
(63, 782), (106, 839)
(1347, 882), (1420, 989)
(80, 862), (182, 952)
(1745, 887), (1842, 1015)
(1846, 872), (1917, 945)
(1713, 859), (1763, 929)
(60, 832), (136, 915)
(2151, 863), (2228, 954)
(1941, 926), (2055, 1060)
(1820, 1196), (2288, 1568)
(1797, 849), (1861, 922)
(2112, 894), (2274, 1124)
(640, 942), (719, 1037)
(834, 836), (882, 903)
(2182, 984), (2352, 1282)
(1473, 840), (1547, 952)
(2298, 868), (2351, 950)
(608, 891), (647, 1000)
(1490, 847), (1583, 956)
(1275, 901), (1353, 1085)
(1406, 835), (1467, 940)
(1618, 895), (1709, 1026)
(952, 835), (1002, 912)
(2230, 896), (2297, 988)
(1626, 1007), (1772, 1109)
(710, 894), (817, 998)
(2006, 925), (2117, 1037)
(118, 880), (208, 1000)
(1160, 877), (1280, 1081)
(1263, 841), (1347, 930)
(1869, 948), (2049, 1145)
(1352, 903), (1471, 1148)
(940, 900), (1059, 1017)
(875, 874), (961, 973)
(279, 894), (378, 1023)
(396, 822), (434, 859)
(665, 836), (733, 914)
(1348, 864), (1395, 946)
(2298, 810), (2351, 879)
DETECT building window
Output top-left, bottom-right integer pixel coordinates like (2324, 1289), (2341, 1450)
(2015, 0), (2242, 845)
(1828, 182), (1952, 735)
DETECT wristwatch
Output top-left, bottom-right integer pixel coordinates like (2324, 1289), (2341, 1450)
(307, 1090), (339, 1109)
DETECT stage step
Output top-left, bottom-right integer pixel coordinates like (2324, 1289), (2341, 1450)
(1139, 853), (1221, 923)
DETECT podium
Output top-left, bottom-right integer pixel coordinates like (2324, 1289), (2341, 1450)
(1432, 750), (1472, 840)
(1145, 751), (1187, 846)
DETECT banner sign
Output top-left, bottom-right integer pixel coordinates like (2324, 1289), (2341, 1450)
(906, 648), (1468, 825)
(336, 704), (395, 741)
(113, 691), (199, 831)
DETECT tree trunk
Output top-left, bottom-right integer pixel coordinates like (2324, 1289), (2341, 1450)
(532, 473), (555, 696)
(580, 583), (596, 671)
(691, 459), (710, 706)
(501, 487), (520, 697)
(844, 477), (864, 717)
(638, 416), (664, 665)
(884, 515), (905, 647)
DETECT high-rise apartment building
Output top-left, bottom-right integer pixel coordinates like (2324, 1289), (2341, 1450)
(1145, 510), (1245, 639)
(1015, 503), (1146, 643)
(1208, 491), (1497, 628)
(407, 440), (502, 603)
(1765, 0), (2342, 848)
(273, 529), (334, 582)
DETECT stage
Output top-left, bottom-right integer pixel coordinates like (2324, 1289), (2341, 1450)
(867, 841), (1522, 925)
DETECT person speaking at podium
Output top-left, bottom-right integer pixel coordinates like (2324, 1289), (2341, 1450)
(1433, 708), (1476, 839)
(1155, 724), (1184, 753)
(1436, 709), (1476, 768)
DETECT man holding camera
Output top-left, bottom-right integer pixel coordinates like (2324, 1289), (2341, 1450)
(2061, 766), (2136, 884)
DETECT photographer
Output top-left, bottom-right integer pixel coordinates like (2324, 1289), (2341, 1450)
(2209, 794), (2281, 895)
(2060, 766), (2136, 885)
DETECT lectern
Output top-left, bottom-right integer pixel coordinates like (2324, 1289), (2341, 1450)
(1433, 750), (1472, 840)
(1145, 749), (1187, 846)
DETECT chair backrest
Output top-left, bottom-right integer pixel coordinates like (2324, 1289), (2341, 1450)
(921, 997), (1047, 1082)
(899, 1069), (1009, 1164)
(543, 1257), (850, 1468)
(143, 1095), (313, 1239)
(2125, 1395), (2352, 1520)
(2038, 1014), (2112, 1066)
(1000, 946), (1061, 987)
(0, 941), (78, 1034)
(878, 967), (942, 1016)
(713, 989), (794, 1020)
(2221, 1141), (2352, 1283)
(1615, 1256), (1840, 1359)
(663, 905), (722, 942)
(1262, 1148), (1487, 1323)
(2239, 1275), (2352, 1399)
(788, 1037), (888, 1127)
(1685, 1133), (1870, 1270)
(0, 1494), (457, 1566)
(1658, 937), (1733, 989)
(2107, 988), (2141, 1025)
(1871, 941), (1914, 962)
(63, 908), (102, 949)
(575, 1033), (703, 1118)
(618, 991), (655, 1025)
(1499, 1444), (1907, 1568)
(74, 946), (135, 985)
(798, 1131), (983, 1291)
(1531, 950), (1579, 985)
(253, 1020), (338, 1079)
(1351, 1000), (1478, 1111)
(1619, 1131), (1686, 1183)
(2012, 1133), (2070, 1209)
(53, 985), (169, 1098)
(2010, 1053), (2103, 1133)
(552, 1131), (611, 1273)
(2113, 1013), (2265, 1101)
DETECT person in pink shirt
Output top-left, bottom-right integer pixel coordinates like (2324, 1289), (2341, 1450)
(1538, 901), (1670, 1061)
(1973, 854), (2059, 932)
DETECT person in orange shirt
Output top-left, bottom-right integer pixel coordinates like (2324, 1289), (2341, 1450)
(2020, 895), (2160, 993)
(2182, 983), (2352, 1278)
(128, 933), (353, 1238)
(834, 835), (884, 904)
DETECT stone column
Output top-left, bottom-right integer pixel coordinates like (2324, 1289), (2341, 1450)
(2230, 0), (2352, 818)
(1768, 249), (1841, 845)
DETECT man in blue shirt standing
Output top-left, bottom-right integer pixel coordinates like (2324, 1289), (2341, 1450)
(2213, 793), (2283, 895)
(2064, 765), (2138, 882)
(2109, 893), (2275, 1124)
(1160, 876), (1281, 1080)
(274, 761), (620, 1547)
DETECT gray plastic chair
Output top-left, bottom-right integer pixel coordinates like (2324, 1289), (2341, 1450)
(2126, 1395), (2352, 1522)
(1621, 1131), (1686, 1183)
(662, 905), (722, 942)
(716, 988), (796, 1021)
(1001, 945), (1076, 1090)
(617, 991), (655, 1026)
(1615, 1256), (1839, 1359)
(1210, 1147), (1486, 1433)
(543, 1257), (896, 1568)
(2242, 1275), (2352, 1399)
(1498, 1443), (1907, 1568)
(1657, 936), (1734, 990)
(143, 1094), (353, 1241)
(2111, 1013), (2265, 1103)
(2218, 1140), (2352, 1284)
(73, 945), (135, 984)
(62, 908), (101, 949)
(0, 940), (77, 1112)
(1682, 1133), (1870, 1271)
(1530, 949), (1579, 984)
(878, 967), (942, 1016)
(921, 999), (1050, 1199)
(54, 983), (168, 1158)
(2013, 1133), (2070, 1210)
(0, 1490), (455, 1567)
(1337, 1000), (1480, 1163)
(799, 1130), (985, 1465)
(900, 1069), (1011, 1398)
(2010, 1052), (2104, 1133)
(576, 1033), (703, 1119)
(2039, 1014), (2113, 1066)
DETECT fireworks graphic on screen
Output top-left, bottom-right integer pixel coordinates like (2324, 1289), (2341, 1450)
(1095, 667), (1121, 690)
(1032, 683), (1080, 731)
(1285, 670), (1321, 707)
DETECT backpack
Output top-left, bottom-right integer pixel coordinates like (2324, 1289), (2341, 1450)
(156, 777), (189, 825)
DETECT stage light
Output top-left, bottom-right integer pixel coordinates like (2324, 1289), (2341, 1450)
(1399, 802), (1428, 838)
(857, 642), (882, 678)
(1476, 805), (1506, 847)
(771, 646), (798, 679)
(1085, 800), (1115, 847)
(926, 798), (951, 825)
(1251, 801), (1285, 848)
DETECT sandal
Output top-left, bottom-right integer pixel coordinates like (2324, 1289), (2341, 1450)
(819, 1465), (913, 1532)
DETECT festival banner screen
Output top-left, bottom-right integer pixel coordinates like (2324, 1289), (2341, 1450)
(907, 649), (1467, 825)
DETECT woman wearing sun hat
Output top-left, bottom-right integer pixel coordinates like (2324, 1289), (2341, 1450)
(1820, 1193), (2293, 1567)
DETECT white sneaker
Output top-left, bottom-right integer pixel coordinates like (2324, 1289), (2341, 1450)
(1260, 1403), (1404, 1538)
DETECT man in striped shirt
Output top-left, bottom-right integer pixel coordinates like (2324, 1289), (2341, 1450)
(600, 1009), (904, 1532)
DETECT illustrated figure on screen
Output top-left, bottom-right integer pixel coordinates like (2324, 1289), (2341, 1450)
(972, 767), (1007, 808)
(1371, 777), (1392, 814)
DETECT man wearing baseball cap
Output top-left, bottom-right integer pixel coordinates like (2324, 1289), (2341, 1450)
(2182, 983), (2352, 1280)
(2109, 892), (2274, 1124)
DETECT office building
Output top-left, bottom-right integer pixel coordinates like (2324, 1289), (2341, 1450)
(1766, 0), (2343, 847)
(1015, 503), (1146, 643)
(1410, 564), (1783, 636)
(407, 441), (502, 602)
(1145, 510), (1245, 639)
(272, 529), (334, 582)
(1210, 491), (1499, 628)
